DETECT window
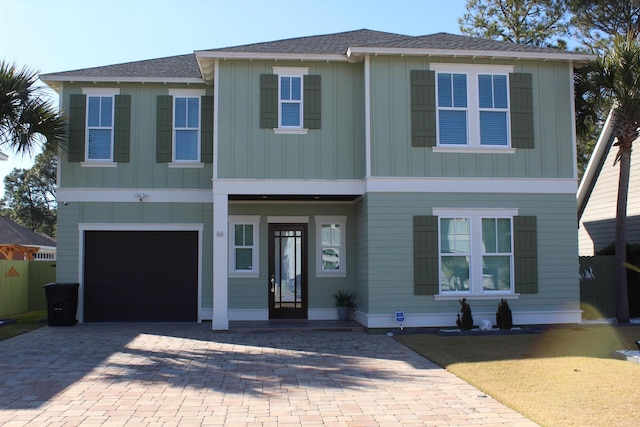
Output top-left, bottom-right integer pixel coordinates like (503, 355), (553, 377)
(82, 88), (119, 162)
(260, 67), (321, 133)
(432, 64), (514, 149)
(316, 216), (346, 276)
(434, 208), (517, 295)
(168, 89), (205, 163)
(229, 216), (260, 275)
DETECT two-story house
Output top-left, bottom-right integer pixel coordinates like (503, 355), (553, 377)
(41, 29), (591, 329)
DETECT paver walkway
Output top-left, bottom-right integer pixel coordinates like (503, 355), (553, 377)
(0, 323), (537, 426)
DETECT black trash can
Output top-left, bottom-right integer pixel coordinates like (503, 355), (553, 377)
(44, 283), (79, 326)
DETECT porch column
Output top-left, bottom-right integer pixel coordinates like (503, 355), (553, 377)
(212, 192), (229, 330)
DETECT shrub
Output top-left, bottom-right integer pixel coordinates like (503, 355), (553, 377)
(456, 298), (474, 330)
(496, 299), (513, 330)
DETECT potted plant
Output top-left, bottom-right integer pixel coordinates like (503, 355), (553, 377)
(334, 290), (353, 321)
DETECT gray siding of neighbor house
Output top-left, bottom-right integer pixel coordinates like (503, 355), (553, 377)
(579, 142), (640, 255)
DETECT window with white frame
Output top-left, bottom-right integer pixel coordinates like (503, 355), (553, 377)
(169, 89), (204, 162)
(432, 64), (513, 149)
(229, 216), (260, 275)
(434, 208), (516, 295)
(274, 67), (308, 129)
(83, 88), (119, 161)
(316, 216), (346, 276)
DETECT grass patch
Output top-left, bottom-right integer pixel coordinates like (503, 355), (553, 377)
(0, 310), (48, 342)
(396, 324), (640, 427)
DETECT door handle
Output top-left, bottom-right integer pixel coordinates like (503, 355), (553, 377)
(270, 275), (275, 293)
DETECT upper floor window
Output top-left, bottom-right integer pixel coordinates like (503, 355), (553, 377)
(260, 67), (321, 133)
(168, 89), (204, 163)
(433, 65), (513, 149)
(316, 216), (347, 276)
(83, 88), (120, 162)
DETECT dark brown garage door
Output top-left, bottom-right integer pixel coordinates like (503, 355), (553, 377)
(84, 231), (198, 322)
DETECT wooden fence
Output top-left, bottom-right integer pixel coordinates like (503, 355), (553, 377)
(0, 260), (56, 317)
(579, 255), (616, 319)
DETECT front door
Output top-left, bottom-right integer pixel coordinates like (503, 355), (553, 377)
(268, 224), (307, 319)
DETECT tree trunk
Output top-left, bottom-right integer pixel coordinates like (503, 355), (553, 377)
(615, 144), (631, 323)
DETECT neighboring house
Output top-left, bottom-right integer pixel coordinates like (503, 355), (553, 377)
(41, 29), (591, 329)
(578, 110), (640, 256)
(0, 216), (57, 261)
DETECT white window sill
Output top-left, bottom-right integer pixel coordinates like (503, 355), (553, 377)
(274, 128), (308, 135)
(434, 293), (520, 301)
(168, 162), (205, 168)
(81, 161), (117, 168)
(229, 272), (259, 278)
(433, 147), (516, 154)
(316, 271), (347, 278)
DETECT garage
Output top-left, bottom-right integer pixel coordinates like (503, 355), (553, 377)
(83, 230), (199, 322)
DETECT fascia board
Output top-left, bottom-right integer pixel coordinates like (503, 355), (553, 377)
(40, 76), (205, 85)
(195, 51), (348, 62)
(347, 47), (596, 63)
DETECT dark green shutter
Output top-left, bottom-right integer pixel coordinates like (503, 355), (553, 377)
(514, 215), (538, 294)
(303, 74), (321, 129)
(510, 73), (534, 149)
(260, 74), (278, 129)
(156, 95), (173, 163)
(68, 94), (86, 162)
(414, 216), (439, 295)
(411, 70), (437, 147)
(113, 95), (131, 163)
(201, 95), (214, 163)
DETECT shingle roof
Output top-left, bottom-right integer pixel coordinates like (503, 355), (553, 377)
(40, 54), (202, 81)
(206, 29), (413, 55)
(40, 29), (589, 83)
(0, 217), (56, 247)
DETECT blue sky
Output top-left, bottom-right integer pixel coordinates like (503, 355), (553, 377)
(0, 0), (468, 195)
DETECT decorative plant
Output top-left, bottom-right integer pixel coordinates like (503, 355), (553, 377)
(333, 290), (354, 307)
(456, 298), (473, 330)
(496, 299), (513, 330)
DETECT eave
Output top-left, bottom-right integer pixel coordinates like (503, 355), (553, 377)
(40, 76), (206, 93)
(346, 47), (596, 64)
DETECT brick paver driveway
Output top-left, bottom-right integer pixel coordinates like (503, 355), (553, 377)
(0, 323), (537, 426)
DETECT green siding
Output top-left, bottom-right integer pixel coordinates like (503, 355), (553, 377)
(358, 192), (577, 316)
(369, 57), (574, 179)
(218, 62), (365, 180)
(59, 84), (213, 190)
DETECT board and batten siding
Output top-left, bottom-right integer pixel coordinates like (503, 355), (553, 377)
(368, 57), (575, 179)
(59, 83), (214, 190)
(55, 202), (214, 309)
(579, 138), (640, 255)
(215, 61), (366, 180)
(359, 192), (579, 320)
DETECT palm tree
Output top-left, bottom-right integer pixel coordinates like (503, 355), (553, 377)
(576, 35), (640, 323)
(0, 61), (65, 156)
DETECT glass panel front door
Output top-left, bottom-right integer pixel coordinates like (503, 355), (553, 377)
(269, 224), (307, 319)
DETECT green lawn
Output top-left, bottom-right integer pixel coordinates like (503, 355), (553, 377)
(396, 324), (640, 427)
(0, 310), (48, 342)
